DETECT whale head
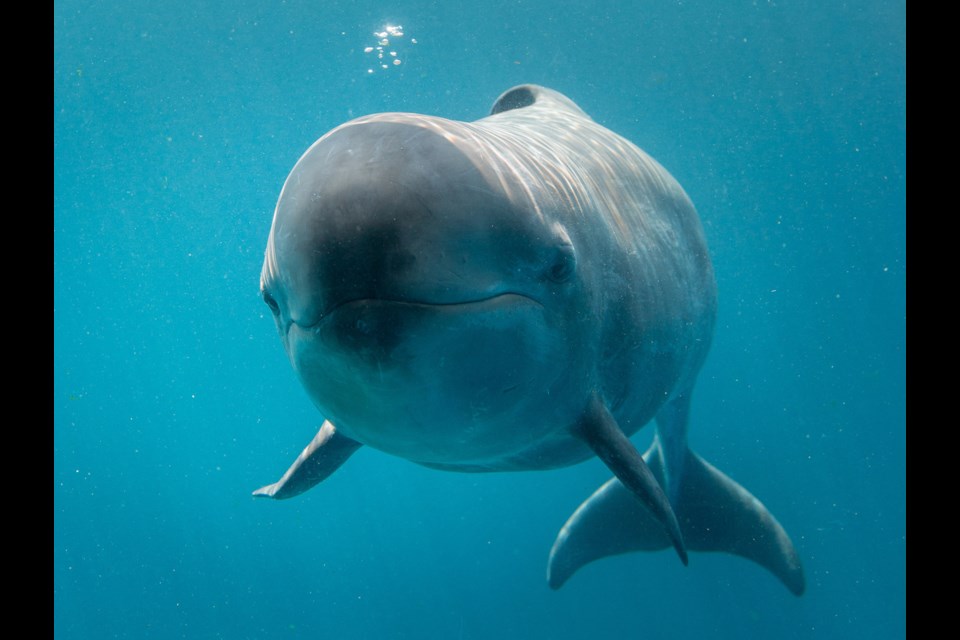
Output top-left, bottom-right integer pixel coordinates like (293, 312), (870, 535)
(259, 113), (582, 464)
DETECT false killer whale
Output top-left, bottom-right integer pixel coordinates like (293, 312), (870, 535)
(254, 84), (804, 595)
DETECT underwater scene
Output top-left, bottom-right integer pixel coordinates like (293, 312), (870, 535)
(54, 1), (905, 638)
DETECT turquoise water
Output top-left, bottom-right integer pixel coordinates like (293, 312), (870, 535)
(54, 1), (906, 638)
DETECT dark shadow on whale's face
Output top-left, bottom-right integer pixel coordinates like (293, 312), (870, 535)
(263, 118), (577, 326)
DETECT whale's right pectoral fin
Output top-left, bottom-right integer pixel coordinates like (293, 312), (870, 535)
(547, 442), (805, 595)
(253, 420), (362, 500)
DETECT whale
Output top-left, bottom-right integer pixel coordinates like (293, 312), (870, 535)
(254, 84), (804, 595)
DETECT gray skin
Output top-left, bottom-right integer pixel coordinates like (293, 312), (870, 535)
(255, 85), (804, 596)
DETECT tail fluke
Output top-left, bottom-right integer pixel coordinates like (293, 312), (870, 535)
(547, 443), (804, 595)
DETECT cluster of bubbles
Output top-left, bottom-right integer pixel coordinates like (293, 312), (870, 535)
(363, 24), (417, 74)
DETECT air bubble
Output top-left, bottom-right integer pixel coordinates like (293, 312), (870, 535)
(362, 24), (413, 74)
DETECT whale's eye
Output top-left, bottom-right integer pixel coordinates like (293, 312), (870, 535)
(262, 289), (280, 315)
(546, 243), (576, 283)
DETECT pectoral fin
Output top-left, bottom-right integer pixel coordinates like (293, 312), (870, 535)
(253, 420), (362, 499)
(572, 394), (688, 565)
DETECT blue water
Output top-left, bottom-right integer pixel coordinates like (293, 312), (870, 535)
(54, 1), (906, 638)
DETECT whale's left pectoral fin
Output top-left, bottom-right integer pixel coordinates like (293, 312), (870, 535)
(253, 420), (362, 500)
(572, 394), (688, 566)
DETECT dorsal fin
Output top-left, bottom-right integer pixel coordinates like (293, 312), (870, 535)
(489, 84), (590, 118)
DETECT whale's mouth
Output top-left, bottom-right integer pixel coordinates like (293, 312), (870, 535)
(297, 292), (543, 330)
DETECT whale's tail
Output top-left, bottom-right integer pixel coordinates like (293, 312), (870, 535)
(547, 436), (805, 596)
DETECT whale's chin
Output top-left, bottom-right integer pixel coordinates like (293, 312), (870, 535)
(285, 294), (571, 464)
